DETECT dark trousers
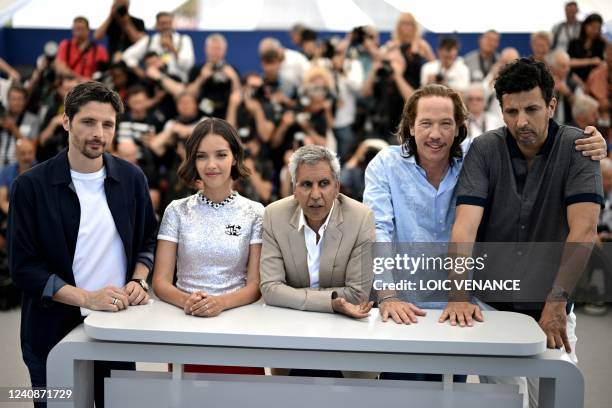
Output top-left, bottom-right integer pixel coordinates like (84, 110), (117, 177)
(22, 342), (134, 408)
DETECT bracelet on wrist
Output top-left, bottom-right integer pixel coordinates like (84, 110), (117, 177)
(379, 294), (399, 304)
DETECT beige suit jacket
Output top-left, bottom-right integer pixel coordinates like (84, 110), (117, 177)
(260, 193), (375, 313)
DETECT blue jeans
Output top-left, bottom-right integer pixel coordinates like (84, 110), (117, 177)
(22, 342), (134, 408)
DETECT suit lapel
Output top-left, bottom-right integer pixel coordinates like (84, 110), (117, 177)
(319, 198), (343, 288)
(288, 203), (310, 287)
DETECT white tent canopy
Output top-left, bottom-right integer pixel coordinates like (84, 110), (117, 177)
(4, 0), (611, 33)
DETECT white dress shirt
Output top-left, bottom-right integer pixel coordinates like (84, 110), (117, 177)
(297, 202), (335, 288)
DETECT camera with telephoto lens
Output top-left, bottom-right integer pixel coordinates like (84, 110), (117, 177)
(376, 60), (393, 79)
(211, 62), (228, 84)
(243, 85), (265, 101)
(321, 39), (336, 60)
(351, 26), (367, 47)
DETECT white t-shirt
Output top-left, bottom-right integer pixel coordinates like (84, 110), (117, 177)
(70, 167), (127, 316)
(420, 58), (470, 93)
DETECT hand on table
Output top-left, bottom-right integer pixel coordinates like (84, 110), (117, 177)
(539, 301), (571, 352)
(439, 301), (483, 327)
(332, 297), (373, 319)
(123, 280), (149, 305)
(379, 299), (426, 324)
(85, 286), (129, 312)
(184, 292), (226, 317)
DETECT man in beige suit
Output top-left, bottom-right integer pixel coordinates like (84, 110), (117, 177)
(260, 145), (375, 318)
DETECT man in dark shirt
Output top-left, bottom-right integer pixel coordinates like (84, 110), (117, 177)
(8, 82), (157, 407)
(94, 0), (146, 59)
(441, 58), (602, 406)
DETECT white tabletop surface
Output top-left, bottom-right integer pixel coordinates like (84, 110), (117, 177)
(84, 299), (546, 356)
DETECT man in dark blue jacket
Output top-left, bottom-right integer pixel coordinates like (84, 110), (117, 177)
(8, 81), (157, 407)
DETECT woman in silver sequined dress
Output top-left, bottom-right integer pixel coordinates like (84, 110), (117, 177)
(153, 117), (264, 318)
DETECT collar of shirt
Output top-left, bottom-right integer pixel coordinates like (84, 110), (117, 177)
(505, 119), (559, 159)
(298, 200), (335, 235)
(404, 154), (461, 192)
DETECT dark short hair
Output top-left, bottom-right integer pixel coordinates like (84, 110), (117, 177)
(8, 84), (28, 99)
(73, 16), (89, 28)
(260, 49), (281, 63)
(59, 74), (77, 85)
(177, 118), (250, 187)
(143, 51), (160, 61)
(126, 84), (147, 98)
(438, 36), (459, 51)
(494, 57), (555, 107)
(156, 11), (173, 21)
(579, 13), (603, 42)
(396, 84), (468, 164)
(300, 29), (317, 42)
(64, 81), (124, 121)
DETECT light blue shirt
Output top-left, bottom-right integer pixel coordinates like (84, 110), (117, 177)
(363, 146), (462, 243)
(363, 146), (463, 308)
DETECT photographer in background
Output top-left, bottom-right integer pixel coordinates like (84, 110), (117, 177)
(340, 139), (387, 202)
(258, 37), (310, 99)
(24, 41), (60, 115)
(115, 85), (163, 192)
(0, 85), (39, 171)
(272, 66), (334, 150)
(299, 28), (319, 61)
(153, 34), (240, 119)
(186, 34), (240, 118)
(94, 0), (146, 61)
(37, 75), (78, 163)
(347, 25), (381, 78)
(55, 16), (109, 81)
(421, 36), (470, 92)
(122, 11), (194, 82)
(227, 72), (276, 204)
(150, 92), (202, 210)
(0, 138), (36, 219)
(149, 92), (201, 159)
(233, 131), (276, 205)
(324, 37), (364, 161)
(362, 43), (417, 142)
(0, 139), (35, 254)
(226, 73), (275, 144)
(141, 51), (180, 121)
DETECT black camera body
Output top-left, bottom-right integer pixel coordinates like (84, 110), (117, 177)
(376, 60), (393, 79)
(211, 62), (228, 84)
(351, 26), (367, 47)
(116, 5), (128, 16)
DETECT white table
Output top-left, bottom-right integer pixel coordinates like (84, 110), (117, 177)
(46, 300), (583, 408)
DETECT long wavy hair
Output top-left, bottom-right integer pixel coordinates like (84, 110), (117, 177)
(396, 84), (468, 164)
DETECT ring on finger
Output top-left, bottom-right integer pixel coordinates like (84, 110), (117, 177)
(111, 297), (118, 305)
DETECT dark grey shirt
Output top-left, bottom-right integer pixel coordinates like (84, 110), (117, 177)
(456, 120), (603, 243)
(455, 120), (603, 316)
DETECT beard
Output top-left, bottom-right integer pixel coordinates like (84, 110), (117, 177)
(78, 139), (106, 159)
